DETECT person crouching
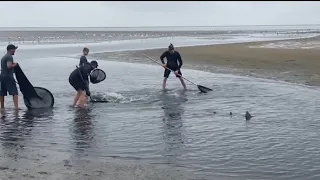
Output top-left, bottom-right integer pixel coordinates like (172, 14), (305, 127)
(68, 60), (98, 108)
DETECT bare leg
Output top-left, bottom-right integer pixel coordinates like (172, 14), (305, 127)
(0, 96), (4, 109)
(13, 95), (18, 109)
(162, 78), (167, 90)
(72, 91), (81, 107)
(78, 90), (87, 108)
(179, 77), (187, 89)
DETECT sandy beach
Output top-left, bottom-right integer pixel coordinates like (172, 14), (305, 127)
(96, 36), (320, 86)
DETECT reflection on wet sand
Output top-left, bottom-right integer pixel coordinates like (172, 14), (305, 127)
(159, 90), (188, 165)
(70, 108), (96, 158)
(0, 109), (54, 159)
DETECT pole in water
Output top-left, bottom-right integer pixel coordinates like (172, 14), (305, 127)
(142, 53), (213, 93)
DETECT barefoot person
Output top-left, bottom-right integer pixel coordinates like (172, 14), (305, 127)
(0, 44), (19, 109)
(69, 60), (98, 108)
(160, 43), (186, 90)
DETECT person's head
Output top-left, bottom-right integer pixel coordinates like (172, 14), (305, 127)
(83, 47), (89, 56)
(168, 43), (174, 54)
(7, 44), (18, 55)
(90, 60), (98, 69)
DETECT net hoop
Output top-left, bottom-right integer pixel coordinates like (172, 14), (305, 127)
(89, 68), (106, 84)
(24, 87), (55, 109)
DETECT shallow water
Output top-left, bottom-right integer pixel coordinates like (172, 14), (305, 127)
(1, 33), (320, 180)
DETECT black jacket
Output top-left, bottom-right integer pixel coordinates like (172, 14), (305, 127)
(160, 51), (183, 69)
(69, 62), (93, 83)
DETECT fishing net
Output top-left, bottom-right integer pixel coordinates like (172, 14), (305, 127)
(89, 68), (106, 84)
(197, 85), (213, 93)
(14, 64), (54, 109)
(24, 87), (55, 109)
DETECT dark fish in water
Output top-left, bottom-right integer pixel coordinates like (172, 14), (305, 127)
(245, 111), (252, 120)
(230, 112), (232, 116)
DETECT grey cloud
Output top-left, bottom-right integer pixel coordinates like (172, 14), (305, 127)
(0, 2), (320, 27)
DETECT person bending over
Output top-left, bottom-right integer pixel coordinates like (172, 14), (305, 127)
(69, 60), (98, 108)
(0, 44), (19, 109)
(160, 43), (186, 90)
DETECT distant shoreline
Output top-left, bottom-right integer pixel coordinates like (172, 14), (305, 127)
(0, 24), (320, 32)
(1, 24), (320, 28)
(93, 35), (320, 87)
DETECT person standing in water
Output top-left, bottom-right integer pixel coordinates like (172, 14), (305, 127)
(79, 47), (89, 66)
(0, 44), (19, 109)
(160, 43), (186, 90)
(79, 47), (90, 92)
(69, 60), (98, 108)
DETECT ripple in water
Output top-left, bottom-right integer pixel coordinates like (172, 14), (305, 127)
(1, 54), (320, 180)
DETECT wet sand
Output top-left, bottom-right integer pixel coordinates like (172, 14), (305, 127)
(0, 157), (202, 180)
(102, 36), (320, 86)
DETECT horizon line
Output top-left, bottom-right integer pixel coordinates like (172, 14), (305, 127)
(1, 24), (320, 28)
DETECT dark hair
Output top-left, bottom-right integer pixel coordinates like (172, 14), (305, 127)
(168, 43), (174, 51)
(83, 47), (89, 52)
(90, 60), (98, 67)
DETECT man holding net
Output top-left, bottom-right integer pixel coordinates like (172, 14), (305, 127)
(69, 60), (98, 108)
(160, 43), (187, 90)
(0, 44), (19, 109)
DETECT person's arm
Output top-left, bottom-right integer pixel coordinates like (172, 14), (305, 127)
(79, 66), (91, 96)
(81, 64), (93, 81)
(177, 52), (183, 69)
(79, 56), (88, 66)
(160, 51), (167, 64)
(6, 56), (17, 69)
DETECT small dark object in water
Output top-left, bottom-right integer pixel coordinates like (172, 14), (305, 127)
(245, 111), (252, 120)
(213, 111), (216, 114)
(230, 112), (232, 116)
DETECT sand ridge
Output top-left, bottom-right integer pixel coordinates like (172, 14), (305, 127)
(116, 36), (320, 86)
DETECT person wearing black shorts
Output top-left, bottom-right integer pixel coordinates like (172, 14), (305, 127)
(160, 44), (186, 90)
(69, 60), (98, 108)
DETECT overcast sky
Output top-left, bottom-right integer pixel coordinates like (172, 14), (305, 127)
(0, 1), (320, 27)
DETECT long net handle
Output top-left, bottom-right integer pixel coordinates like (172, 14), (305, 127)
(142, 53), (198, 86)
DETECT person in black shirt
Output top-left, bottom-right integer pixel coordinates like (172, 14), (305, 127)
(79, 47), (89, 67)
(69, 60), (98, 108)
(160, 44), (186, 90)
(79, 47), (90, 92)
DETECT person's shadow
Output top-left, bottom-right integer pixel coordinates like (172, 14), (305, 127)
(159, 90), (188, 165)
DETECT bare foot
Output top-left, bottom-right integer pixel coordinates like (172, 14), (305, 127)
(78, 104), (86, 108)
